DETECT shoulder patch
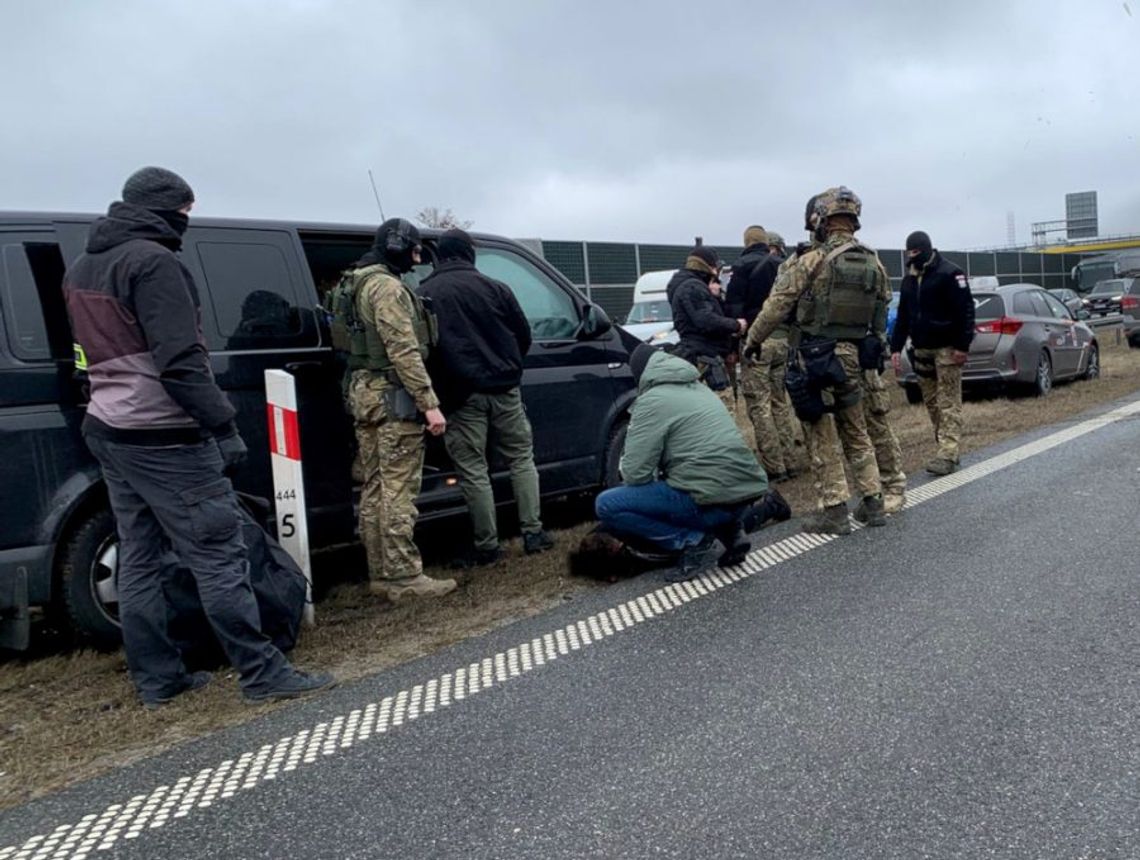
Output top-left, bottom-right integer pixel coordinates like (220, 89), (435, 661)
(955, 274), (968, 289)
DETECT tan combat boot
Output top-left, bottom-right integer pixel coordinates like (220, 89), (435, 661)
(370, 574), (457, 603)
(883, 491), (907, 515)
(802, 503), (852, 535)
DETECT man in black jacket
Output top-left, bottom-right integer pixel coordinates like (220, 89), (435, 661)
(889, 230), (975, 475)
(667, 246), (745, 410)
(726, 226), (801, 479)
(64, 167), (332, 707)
(418, 229), (553, 566)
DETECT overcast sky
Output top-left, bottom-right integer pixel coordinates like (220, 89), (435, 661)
(2, 0), (1138, 251)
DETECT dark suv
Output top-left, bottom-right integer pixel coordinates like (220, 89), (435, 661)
(0, 213), (638, 650)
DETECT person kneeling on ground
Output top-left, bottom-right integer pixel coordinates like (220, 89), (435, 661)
(595, 344), (791, 583)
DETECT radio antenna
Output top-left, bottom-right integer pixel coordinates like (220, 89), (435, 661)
(367, 169), (386, 221)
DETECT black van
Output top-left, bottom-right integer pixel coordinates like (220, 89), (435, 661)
(0, 213), (638, 650)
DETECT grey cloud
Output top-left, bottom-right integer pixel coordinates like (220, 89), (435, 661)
(1, 0), (1137, 251)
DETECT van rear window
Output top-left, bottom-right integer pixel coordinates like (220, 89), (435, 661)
(0, 240), (68, 361)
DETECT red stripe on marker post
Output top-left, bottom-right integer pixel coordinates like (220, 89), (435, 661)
(266, 403), (302, 461)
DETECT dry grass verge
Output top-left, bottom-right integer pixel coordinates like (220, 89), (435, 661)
(3, 337), (1138, 810)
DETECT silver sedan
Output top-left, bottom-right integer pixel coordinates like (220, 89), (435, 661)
(897, 283), (1100, 401)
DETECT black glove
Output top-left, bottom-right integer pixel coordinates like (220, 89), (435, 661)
(215, 427), (248, 475)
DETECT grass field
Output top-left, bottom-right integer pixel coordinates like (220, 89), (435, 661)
(2, 336), (1138, 809)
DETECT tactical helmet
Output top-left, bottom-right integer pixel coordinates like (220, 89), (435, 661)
(813, 186), (862, 225)
(803, 194), (819, 231)
(766, 231), (786, 253)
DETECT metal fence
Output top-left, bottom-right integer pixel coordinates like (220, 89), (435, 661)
(539, 240), (1089, 322)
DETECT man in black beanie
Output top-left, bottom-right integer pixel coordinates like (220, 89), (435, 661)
(417, 229), (553, 566)
(667, 245), (747, 421)
(890, 230), (974, 476)
(63, 167), (333, 707)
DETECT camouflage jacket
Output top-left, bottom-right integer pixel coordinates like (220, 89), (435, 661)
(357, 268), (440, 412)
(745, 231), (891, 349)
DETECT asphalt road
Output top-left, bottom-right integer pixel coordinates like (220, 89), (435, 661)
(3, 399), (1140, 859)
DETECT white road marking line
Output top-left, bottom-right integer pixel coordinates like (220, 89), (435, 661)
(6, 398), (1140, 858)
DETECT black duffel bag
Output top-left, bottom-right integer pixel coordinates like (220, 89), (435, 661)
(163, 493), (308, 669)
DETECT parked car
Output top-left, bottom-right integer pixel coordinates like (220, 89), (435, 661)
(1048, 287), (1083, 316)
(897, 283), (1099, 403)
(0, 212), (640, 650)
(622, 269), (678, 345)
(1113, 278), (1140, 346)
(886, 292), (900, 341)
(1082, 277), (1137, 317)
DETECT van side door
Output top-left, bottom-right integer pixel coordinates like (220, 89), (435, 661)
(180, 226), (355, 547)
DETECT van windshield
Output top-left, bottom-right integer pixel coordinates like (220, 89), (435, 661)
(626, 300), (672, 323)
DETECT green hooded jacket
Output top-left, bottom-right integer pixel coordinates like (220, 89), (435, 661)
(619, 350), (768, 505)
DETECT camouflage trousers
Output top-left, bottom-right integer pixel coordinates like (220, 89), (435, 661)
(803, 343), (882, 509)
(349, 373), (424, 583)
(740, 338), (804, 475)
(913, 347), (963, 463)
(858, 368), (906, 497)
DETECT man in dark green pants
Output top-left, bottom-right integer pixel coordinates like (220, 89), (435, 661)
(418, 229), (554, 566)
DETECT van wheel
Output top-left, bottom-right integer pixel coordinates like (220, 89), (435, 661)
(904, 384), (924, 405)
(603, 419), (628, 489)
(57, 508), (123, 649)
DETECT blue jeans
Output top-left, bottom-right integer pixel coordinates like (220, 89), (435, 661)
(595, 481), (745, 552)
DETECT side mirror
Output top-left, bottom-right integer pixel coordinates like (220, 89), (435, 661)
(1077, 308), (1091, 321)
(579, 303), (613, 340)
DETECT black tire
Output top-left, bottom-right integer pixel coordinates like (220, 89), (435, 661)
(1128, 334), (1140, 350)
(904, 383), (924, 405)
(1083, 343), (1100, 380)
(1032, 351), (1053, 397)
(56, 507), (123, 649)
(603, 419), (628, 489)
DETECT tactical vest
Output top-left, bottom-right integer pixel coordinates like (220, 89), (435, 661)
(794, 240), (885, 341)
(325, 264), (436, 375)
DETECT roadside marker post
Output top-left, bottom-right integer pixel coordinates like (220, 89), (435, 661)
(265, 369), (315, 626)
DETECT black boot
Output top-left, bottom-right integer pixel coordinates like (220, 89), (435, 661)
(665, 535), (716, 583)
(713, 522), (751, 568)
(742, 489), (792, 533)
(852, 494), (886, 527)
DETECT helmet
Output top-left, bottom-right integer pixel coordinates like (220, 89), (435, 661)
(766, 232), (786, 253)
(380, 217), (422, 255)
(813, 186), (862, 225)
(803, 194), (819, 231)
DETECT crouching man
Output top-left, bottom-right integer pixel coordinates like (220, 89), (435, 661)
(595, 344), (790, 583)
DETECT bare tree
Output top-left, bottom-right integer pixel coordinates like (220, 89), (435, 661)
(415, 206), (473, 230)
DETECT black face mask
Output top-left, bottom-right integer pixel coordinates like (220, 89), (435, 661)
(909, 250), (931, 270)
(155, 210), (189, 236)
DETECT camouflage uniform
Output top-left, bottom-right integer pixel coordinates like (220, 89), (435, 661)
(739, 339), (800, 476)
(747, 226), (890, 521)
(912, 347), (963, 464)
(859, 367), (907, 511)
(344, 263), (439, 584)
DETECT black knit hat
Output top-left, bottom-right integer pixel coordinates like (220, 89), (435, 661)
(686, 245), (718, 270)
(437, 228), (476, 263)
(629, 343), (658, 384)
(122, 167), (195, 211)
(905, 231), (933, 255)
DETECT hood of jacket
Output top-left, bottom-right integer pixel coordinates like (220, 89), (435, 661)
(86, 202), (184, 254)
(637, 349), (700, 394)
